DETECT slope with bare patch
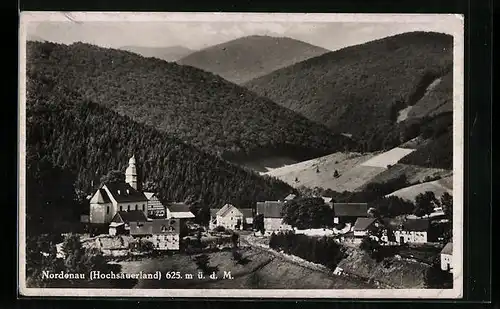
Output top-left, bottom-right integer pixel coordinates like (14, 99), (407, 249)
(359, 163), (453, 190)
(360, 147), (416, 168)
(386, 176), (453, 202)
(262, 152), (379, 191)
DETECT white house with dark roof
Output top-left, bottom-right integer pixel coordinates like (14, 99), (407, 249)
(256, 201), (292, 233)
(440, 242), (453, 273)
(129, 218), (181, 251)
(284, 194), (297, 202)
(209, 204), (253, 230)
(108, 210), (149, 236)
(333, 203), (369, 224)
(393, 218), (430, 244)
(353, 217), (383, 237)
(89, 155), (150, 224)
(166, 202), (195, 220)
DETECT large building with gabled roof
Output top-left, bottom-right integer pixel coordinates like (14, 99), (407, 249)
(89, 155), (149, 224)
(256, 200), (292, 233)
(209, 204), (254, 230)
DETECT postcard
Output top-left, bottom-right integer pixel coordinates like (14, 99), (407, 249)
(18, 12), (464, 298)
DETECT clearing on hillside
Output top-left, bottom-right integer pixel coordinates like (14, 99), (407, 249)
(386, 176), (453, 202)
(360, 147), (416, 168)
(359, 163), (453, 189)
(262, 151), (379, 191)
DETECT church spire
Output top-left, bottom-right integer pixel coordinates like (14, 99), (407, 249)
(125, 154), (138, 190)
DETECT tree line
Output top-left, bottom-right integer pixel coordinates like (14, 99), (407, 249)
(277, 192), (452, 230)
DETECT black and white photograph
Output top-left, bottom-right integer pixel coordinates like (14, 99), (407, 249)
(18, 12), (464, 298)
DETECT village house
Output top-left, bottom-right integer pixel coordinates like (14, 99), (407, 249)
(165, 202), (195, 220)
(108, 210), (149, 236)
(209, 204), (254, 230)
(129, 218), (181, 251)
(164, 202), (195, 235)
(352, 217), (384, 238)
(333, 203), (368, 225)
(89, 155), (149, 224)
(440, 242), (453, 273)
(321, 196), (334, 208)
(284, 194), (297, 203)
(256, 201), (292, 234)
(144, 192), (165, 218)
(393, 218), (430, 244)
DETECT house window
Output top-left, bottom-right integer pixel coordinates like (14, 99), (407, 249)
(142, 205), (145, 211)
(127, 205), (130, 211)
(135, 205), (138, 211)
(107, 206), (110, 214)
(161, 225), (167, 232)
(120, 206), (123, 211)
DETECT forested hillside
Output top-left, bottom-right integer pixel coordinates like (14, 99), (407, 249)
(399, 112), (453, 169)
(26, 72), (296, 233)
(27, 41), (355, 163)
(244, 32), (453, 150)
(177, 35), (330, 84)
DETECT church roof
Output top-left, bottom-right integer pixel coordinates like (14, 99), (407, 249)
(90, 189), (111, 204)
(104, 182), (147, 203)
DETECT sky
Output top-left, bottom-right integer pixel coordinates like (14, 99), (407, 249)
(27, 20), (455, 52)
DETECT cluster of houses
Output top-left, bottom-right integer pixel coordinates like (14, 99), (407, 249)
(80, 156), (453, 273)
(82, 155), (195, 251)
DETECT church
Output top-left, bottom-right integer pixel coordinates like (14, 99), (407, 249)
(89, 155), (152, 224)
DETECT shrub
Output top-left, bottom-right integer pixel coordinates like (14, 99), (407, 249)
(269, 232), (345, 270)
(213, 226), (226, 233)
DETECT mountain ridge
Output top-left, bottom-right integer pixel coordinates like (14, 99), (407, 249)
(119, 45), (193, 62)
(243, 31), (454, 152)
(27, 40), (356, 166)
(177, 35), (330, 84)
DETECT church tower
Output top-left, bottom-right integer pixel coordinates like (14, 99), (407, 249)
(125, 155), (138, 190)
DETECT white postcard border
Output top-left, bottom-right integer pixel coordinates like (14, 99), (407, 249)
(18, 11), (464, 299)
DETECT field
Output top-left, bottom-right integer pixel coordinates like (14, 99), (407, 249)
(116, 247), (378, 289)
(360, 148), (416, 168)
(261, 147), (424, 192)
(360, 163), (453, 189)
(386, 176), (453, 202)
(262, 151), (380, 191)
